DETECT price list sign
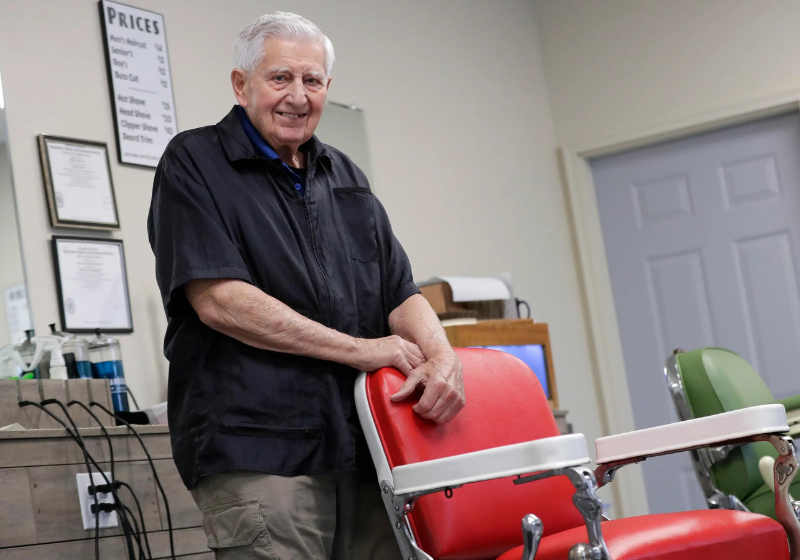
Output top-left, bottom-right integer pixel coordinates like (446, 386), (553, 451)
(99, 1), (177, 167)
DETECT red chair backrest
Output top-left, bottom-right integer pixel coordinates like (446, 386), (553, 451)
(366, 347), (585, 560)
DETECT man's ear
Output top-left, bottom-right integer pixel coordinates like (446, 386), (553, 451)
(231, 68), (249, 107)
(326, 76), (333, 90)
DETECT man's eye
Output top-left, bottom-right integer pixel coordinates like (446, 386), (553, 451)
(274, 75), (287, 82)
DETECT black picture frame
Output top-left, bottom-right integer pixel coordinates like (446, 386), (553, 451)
(51, 236), (134, 334)
(98, 0), (179, 168)
(37, 134), (121, 231)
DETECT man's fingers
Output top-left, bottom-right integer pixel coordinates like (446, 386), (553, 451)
(409, 344), (425, 363)
(406, 353), (423, 371)
(396, 359), (414, 377)
(412, 378), (446, 415)
(419, 392), (451, 421)
(391, 372), (422, 401)
(435, 393), (465, 423)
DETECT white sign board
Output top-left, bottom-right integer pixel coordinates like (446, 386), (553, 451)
(100, 0), (177, 167)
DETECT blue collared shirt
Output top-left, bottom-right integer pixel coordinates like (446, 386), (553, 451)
(237, 105), (305, 197)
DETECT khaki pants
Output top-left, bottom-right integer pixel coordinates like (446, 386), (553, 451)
(190, 470), (404, 560)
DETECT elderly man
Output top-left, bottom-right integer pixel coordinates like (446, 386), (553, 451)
(148, 11), (464, 560)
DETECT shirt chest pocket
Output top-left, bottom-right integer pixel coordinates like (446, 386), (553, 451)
(333, 187), (385, 337)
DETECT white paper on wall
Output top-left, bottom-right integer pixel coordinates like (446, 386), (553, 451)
(3, 284), (31, 342)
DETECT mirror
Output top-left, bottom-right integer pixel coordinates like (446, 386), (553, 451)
(315, 101), (374, 186)
(0, 73), (33, 345)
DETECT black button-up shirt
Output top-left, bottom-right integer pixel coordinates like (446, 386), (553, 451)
(147, 106), (419, 488)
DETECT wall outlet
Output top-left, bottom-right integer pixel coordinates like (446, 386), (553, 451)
(76, 472), (118, 530)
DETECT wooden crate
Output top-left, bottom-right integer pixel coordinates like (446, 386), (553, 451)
(0, 425), (206, 559)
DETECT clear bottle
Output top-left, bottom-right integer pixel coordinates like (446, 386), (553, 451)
(88, 330), (129, 412)
(50, 324), (92, 379)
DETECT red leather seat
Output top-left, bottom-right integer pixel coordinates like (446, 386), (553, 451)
(364, 348), (792, 560)
(497, 510), (789, 560)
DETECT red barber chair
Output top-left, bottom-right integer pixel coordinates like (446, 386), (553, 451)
(355, 347), (800, 560)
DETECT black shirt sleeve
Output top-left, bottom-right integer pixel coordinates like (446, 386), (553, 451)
(374, 196), (420, 315)
(148, 143), (252, 317)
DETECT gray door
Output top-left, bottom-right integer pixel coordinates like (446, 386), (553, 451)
(591, 113), (800, 514)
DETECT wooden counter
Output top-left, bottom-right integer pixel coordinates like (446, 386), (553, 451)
(0, 425), (208, 559)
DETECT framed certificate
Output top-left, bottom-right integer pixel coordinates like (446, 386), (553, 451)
(38, 135), (121, 230)
(52, 236), (133, 333)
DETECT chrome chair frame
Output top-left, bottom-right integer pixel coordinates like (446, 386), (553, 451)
(663, 353), (749, 511)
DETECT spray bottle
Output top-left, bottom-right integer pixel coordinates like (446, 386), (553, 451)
(0, 343), (26, 379)
(16, 330), (45, 379)
(33, 335), (70, 380)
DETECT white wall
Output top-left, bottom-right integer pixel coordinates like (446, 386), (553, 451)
(534, 0), (800, 149)
(0, 143), (27, 345)
(0, 0), (603, 462)
(533, 0), (800, 515)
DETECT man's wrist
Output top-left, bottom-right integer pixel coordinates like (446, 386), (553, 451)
(425, 345), (456, 364)
(339, 334), (369, 369)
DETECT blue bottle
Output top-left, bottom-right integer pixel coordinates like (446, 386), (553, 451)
(89, 330), (129, 413)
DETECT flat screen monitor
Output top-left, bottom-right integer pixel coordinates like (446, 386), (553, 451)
(474, 344), (549, 398)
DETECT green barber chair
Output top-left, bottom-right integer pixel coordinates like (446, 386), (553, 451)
(665, 347), (800, 520)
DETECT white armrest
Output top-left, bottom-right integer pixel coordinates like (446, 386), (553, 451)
(392, 433), (590, 495)
(596, 404), (788, 465)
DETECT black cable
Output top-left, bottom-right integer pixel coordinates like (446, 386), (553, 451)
(126, 388), (140, 411)
(26, 400), (102, 560)
(46, 400), (143, 560)
(70, 401), (153, 560)
(48, 400), (143, 560)
(118, 481), (153, 559)
(117, 503), (136, 560)
(68, 401), (116, 481)
(26, 401), (143, 560)
(119, 504), (146, 560)
(40, 400), (140, 559)
(91, 402), (176, 560)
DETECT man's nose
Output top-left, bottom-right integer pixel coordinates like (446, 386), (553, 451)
(285, 77), (307, 106)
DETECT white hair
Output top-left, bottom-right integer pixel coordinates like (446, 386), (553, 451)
(235, 11), (335, 77)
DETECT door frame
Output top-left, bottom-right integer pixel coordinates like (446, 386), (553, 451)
(559, 90), (800, 518)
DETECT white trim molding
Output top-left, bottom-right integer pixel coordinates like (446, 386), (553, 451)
(558, 90), (800, 519)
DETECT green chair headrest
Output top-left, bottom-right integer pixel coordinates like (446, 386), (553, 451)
(675, 348), (778, 500)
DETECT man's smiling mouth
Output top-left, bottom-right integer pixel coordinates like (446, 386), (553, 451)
(277, 112), (307, 119)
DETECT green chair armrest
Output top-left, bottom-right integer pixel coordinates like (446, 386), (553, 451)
(777, 394), (800, 412)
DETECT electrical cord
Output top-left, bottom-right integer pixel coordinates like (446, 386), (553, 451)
(118, 503), (146, 560)
(119, 483), (153, 560)
(23, 400), (144, 560)
(91, 402), (176, 560)
(40, 400), (139, 560)
(68, 401), (116, 481)
(70, 400), (153, 560)
(30, 399), (103, 560)
(91, 503), (142, 560)
(117, 503), (137, 560)
(126, 388), (140, 411)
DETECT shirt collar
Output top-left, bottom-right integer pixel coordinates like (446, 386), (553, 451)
(215, 105), (329, 164)
(236, 105), (282, 162)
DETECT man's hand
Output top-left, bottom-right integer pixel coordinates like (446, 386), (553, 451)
(351, 335), (426, 376)
(390, 350), (465, 423)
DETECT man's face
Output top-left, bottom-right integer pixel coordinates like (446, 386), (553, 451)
(234, 37), (331, 153)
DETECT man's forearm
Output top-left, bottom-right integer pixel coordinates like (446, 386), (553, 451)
(389, 294), (453, 359)
(188, 278), (362, 364)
